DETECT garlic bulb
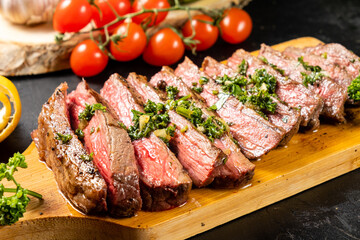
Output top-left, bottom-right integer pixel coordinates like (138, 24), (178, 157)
(0, 0), (60, 25)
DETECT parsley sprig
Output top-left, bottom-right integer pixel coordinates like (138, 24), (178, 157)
(348, 72), (360, 101)
(0, 153), (42, 226)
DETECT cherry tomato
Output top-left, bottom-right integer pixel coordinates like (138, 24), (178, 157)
(53, 0), (92, 33)
(92, 0), (131, 32)
(182, 14), (219, 51)
(110, 22), (147, 61)
(70, 40), (109, 77)
(131, 0), (170, 27)
(219, 8), (252, 44)
(143, 28), (185, 66)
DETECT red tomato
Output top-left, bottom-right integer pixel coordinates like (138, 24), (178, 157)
(182, 14), (219, 51)
(53, 0), (92, 33)
(70, 40), (109, 77)
(92, 0), (131, 31)
(143, 28), (185, 66)
(110, 22), (147, 61)
(131, 0), (170, 27)
(219, 8), (252, 44)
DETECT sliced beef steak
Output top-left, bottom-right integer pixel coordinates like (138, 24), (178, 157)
(304, 43), (360, 79)
(227, 48), (323, 129)
(31, 83), (107, 214)
(149, 66), (255, 188)
(126, 72), (227, 187)
(283, 46), (353, 89)
(100, 74), (192, 211)
(259, 44), (347, 122)
(175, 57), (284, 159)
(202, 56), (300, 145)
(67, 81), (141, 217)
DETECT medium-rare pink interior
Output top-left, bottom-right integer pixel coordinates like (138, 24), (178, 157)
(100, 73), (192, 211)
(149, 67), (255, 188)
(67, 81), (141, 217)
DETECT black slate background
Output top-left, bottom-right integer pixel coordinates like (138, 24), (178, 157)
(1, 0), (359, 239)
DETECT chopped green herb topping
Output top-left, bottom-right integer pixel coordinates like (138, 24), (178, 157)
(192, 87), (203, 93)
(214, 69), (278, 118)
(348, 73), (360, 101)
(75, 129), (84, 139)
(259, 56), (285, 75)
(212, 89), (219, 95)
(165, 87), (227, 141)
(55, 133), (72, 143)
(166, 86), (180, 100)
(90, 127), (95, 134)
(301, 71), (324, 87)
(238, 59), (248, 76)
(81, 152), (94, 161)
(79, 103), (106, 121)
(350, 59), (356, 63)
(298, 56), (322, 72)
(297, 56), (324, 87)
(321, 52), (327, 59)
(199, 76), (209, 85)
(208, 104), (218, 111)
(128, 100), (171, 141)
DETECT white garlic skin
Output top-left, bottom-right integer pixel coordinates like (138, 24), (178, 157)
(0, 0), (60, 25)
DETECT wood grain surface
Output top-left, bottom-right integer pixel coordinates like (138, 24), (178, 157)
(1, 37), (359, 240)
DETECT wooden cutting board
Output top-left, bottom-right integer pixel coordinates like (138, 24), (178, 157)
(1, 37), (359, 240)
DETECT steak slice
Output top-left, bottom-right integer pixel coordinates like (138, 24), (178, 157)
(284, 46), (353, 89)
(202, 56), (299, 145)
(149, 66), (255, 188)
(304, 43), (360, 79)
(100, 74), (192, 211)
(283, 46), (354, 103)
(126, 72), (227, 187)
(67, 81), (141, 217)
(31, 83), (107, 214)
(259, 44), (347, 122)
(227, 48), (323, 129)
(175, 57), (284, 159)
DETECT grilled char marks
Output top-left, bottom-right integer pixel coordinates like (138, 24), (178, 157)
(149, 67), (255, 188)
(100, 74), (192, 211)
(259, 44), (347, 123)
(67, 81), (141, 217)
(126, 72), (227, 187)
(31, 83), (107, 214)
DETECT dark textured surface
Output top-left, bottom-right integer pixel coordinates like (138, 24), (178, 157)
(1, 0), (359, 238)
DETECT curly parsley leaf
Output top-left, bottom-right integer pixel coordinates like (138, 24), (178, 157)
(0, 153), (42, 226)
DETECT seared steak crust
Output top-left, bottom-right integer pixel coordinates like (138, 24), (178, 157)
(149, 66), (255, 188)
(31, 83), (107, 214)
(127, 72), (227, 187)
(259, 44), (347, 123)
(67, 81), (141, 217)
(100, 74), (192, 211)
(227, 48), (322, 129)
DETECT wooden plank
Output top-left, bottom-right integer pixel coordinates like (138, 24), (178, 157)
(1, 37), (359, 240)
